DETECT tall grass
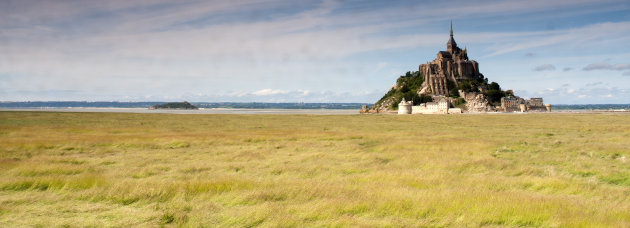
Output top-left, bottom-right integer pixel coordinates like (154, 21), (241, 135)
(0, 111), (629, 227)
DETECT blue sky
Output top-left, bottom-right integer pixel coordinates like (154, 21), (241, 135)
(1, 0), (629, 104)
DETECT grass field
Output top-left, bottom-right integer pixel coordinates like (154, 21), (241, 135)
(1, 111), (629, 227)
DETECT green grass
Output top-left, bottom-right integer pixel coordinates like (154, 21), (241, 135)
(0, 111), (629, 227)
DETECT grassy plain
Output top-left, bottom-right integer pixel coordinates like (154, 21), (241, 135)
(0, 111), (629, 227)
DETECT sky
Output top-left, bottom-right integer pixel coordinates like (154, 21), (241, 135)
(1, 0), (630, 104)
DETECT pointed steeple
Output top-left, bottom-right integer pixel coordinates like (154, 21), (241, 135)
(447, 20), (457, 52)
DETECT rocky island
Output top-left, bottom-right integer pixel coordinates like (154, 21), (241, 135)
(364, 22), (550, 114)
(150, 101), (198, 110)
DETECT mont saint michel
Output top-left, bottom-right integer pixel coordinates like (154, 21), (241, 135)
(366, 23), (549, 114)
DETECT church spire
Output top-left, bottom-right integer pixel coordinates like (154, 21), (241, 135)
(447, 20), (457, 52)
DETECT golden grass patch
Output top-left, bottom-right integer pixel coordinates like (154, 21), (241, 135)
(0, 111), (629, 227)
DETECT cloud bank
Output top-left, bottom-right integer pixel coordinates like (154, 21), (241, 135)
(583, 62), (630, 71)
(1, 0), (630, 103)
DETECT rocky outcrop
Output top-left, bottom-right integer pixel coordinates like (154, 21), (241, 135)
(460, 91), (493, 113)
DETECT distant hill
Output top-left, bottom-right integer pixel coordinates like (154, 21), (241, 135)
(151, 101), (198, 110)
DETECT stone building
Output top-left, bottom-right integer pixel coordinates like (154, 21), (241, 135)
(527, 98), (546, 111)
(427, 102), (438, 112)
(410, 98), (450, 114)
(419, 22), (481, 96)
(398, 98), (412, 114)
(500, 96), (525, 112)
(437, 99), (449, 113)
(500, 96), (548, 112)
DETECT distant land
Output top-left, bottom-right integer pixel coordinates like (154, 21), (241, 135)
(150, 101), (198, 110)
(0, 101), (370, 110)
(0, 101), (629, 111)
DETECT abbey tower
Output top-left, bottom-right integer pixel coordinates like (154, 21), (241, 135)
(419, 22), (481, 96)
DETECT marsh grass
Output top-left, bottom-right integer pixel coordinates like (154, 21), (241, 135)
(0, 111), (629, 227)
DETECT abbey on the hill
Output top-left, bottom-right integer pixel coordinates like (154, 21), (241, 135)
(366, 22), (549, 114)
(419, 22), (480, 96)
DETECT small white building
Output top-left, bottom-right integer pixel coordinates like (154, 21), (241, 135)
(438, 99), (449, 112)
(426, 102), (438, 112)
(398, 98), (413, 114)
(411, 98), (453, 114)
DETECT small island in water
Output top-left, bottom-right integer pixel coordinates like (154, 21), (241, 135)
(150, 101), (198, 110)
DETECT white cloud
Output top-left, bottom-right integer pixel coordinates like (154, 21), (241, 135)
(583, 62), (613, 71)
(252, 89), (289, 96)
(582, 62), (630, 71)
(613, 63), (630, 71)
(534, 64), (555, 71)
(585, 82), (603, 86)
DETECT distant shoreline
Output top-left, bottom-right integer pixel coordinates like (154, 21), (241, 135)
(0, 107), (360, 115)
(1, 102), (628, 110)
(1, 107), (628, 115)
(0, 101), (370, 110)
